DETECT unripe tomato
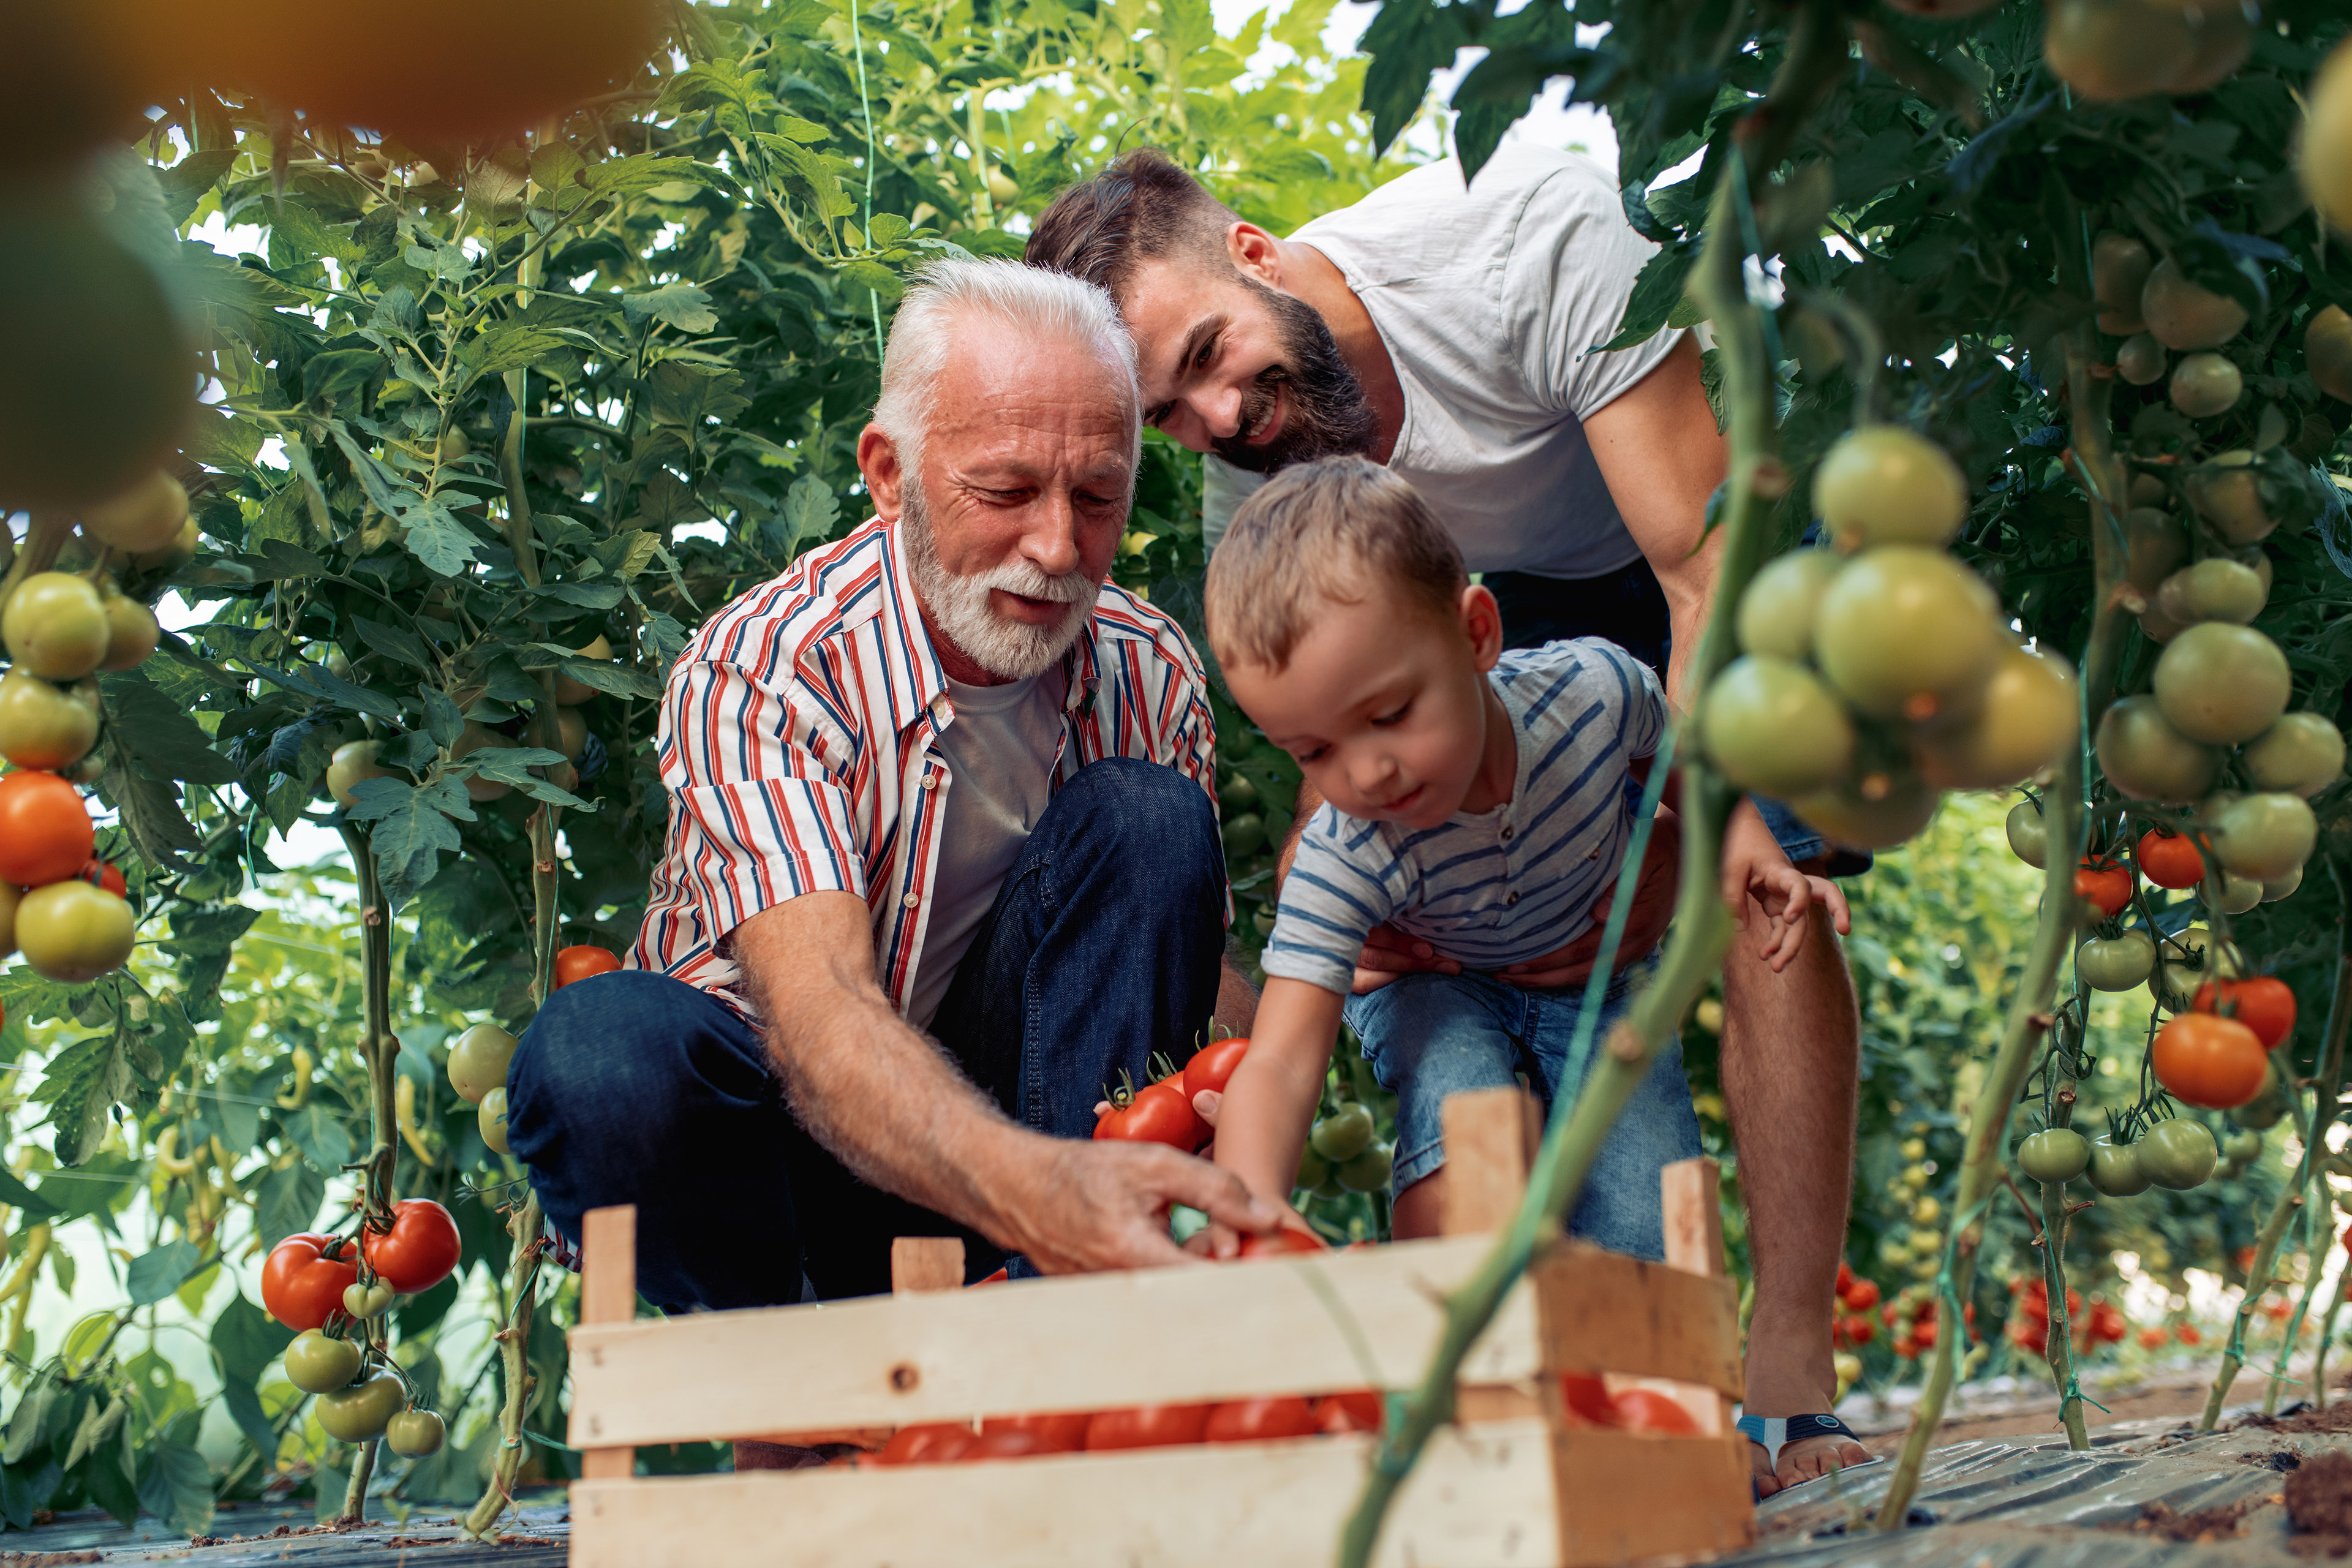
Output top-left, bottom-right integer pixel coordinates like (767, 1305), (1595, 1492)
(326, 740), (395, 809)
(2207, 793), (2316, 882)
(1699, 655), (1855, 797)
(362, 1199), (462, 1295)
(2044, 0), (2196, 102)
(342, 1280), (395, 1319)
(131, 514), (200, 573)
(2087, 1140), (2151, 1196)
(1182, 1035), (1249, 1102)
(2136, 829), (2204, 890)
(2263, 866), (2303, 903)
(1222, 813), (1267, 858)
(2137, 1118), (2219, 1189)
(2073, 858), (2135, 918)
(80, 471), (189, 553)
(1308, 1102), (1376, 1162)
(2153, 623), (2289, 745)
(478, 1087), (510, 1155)
(2242, 713), (2345, 797)
(2185, 453), (2272, 545)
(284, 1330), (363, 1394)
(386, 1409), (446, 1457)
(1338, 1142), (1394, 1193)
(262, 1234), (361, 1330)
(2005, 800), (2048, 868)
(2, 572), (109, 680)
(2168, 352), (2242, 418)
(0, 668), (99, 770)
(2116, 333), (2167, 385)
(1791, 773), (1942, 852)
(2078, 930), (2156, 992)
(2301, 37), (2352, 236)
(2122, 506), (2187, 590)
(97, 594), (158, 672)
(1812, 546), (2003, 722)
(2141, 257), (2248, 350)
(318, 1374), (405, 1444)
(1917, 646), (2078, 791)
(2155, 557), (2264, 627)
(454, 722), (516, 802)
(15, 880), (133, 982)
(2093, 232), (2153, 334)
(2309, 305), (2352, 404)
(1813, 426), (1969, 552)
(551, 633), (614, 705)
(1735, 548), (1840, 662)
(2095, 695), (2216, 804)
(447, 1023), (518, 1105)
(554, 944), (622, 987)
(2152, 1013), (2267, 1109)
(2193, 976), (2296, 1051)
(2017, 1128), (2091, 1183)
(2205, 869), (2262, 914)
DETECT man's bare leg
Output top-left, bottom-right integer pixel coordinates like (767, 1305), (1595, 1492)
(1719, 894), (1868, 1495)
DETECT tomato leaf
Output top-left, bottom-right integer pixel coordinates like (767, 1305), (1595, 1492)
(126, 1238), (204, 1306)
(34, 1035), (139, 1167)
(254, 1162), (326, 1252)
(136, 1439), (214, 1537)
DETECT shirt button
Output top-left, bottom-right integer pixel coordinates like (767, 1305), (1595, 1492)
(920, 775), (938, 790)
(1506, 891), (1520, 907)
(1500, 826), (1513, 841)
(901, 892), (920, 909)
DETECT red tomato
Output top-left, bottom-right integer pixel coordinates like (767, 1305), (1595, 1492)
(1183, 1036), (1251, 1102)
(979, 1412), (1091, 1452)
(1313, 1390), (1385, 1434)
(1237, 1226), (1328, 1259)
(0, 770), (94, 887)
(2179, 1324), (2203, 1346)
(1841, 1278), (1880, 1312)
(2090, 1303), (2128, 1343)
(1083, 1404), (1212, 1451)
(2136, 829), (2206, 890)
(1915, 1317), (1939, 1349)
(2138, 1325), (2169, 1350)
(874, 1422), (976, 1464)
(360, 1199), (462, 1294)
(959, 1428), (1063, 1461)
(77, 858), (126, 898)
(1559, 1373), (1622, 1428)
(1844, 1315), (1877, 1346)
(2152, 1012), (2267, 1108)
(2075, 858), (2136, 918)
(969, 1268), (1009, 1287)
(1613, 1390), (1701, 1436)
(2193, 976), (2297, 1050)
(554, 944), (622, 988)
(1204, 1396), (1318, 1444)
(1837, 1260), (1855, 1289)
(1893, 1335), (1918, 1359)
(260, 1233), (360, 1330)
(1093, 1079), (1204, 1150)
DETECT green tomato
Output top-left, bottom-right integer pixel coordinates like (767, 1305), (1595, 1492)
(1735, 548), (1841, 661)
(318, 1373), (404, 1443)
(2231, 1061), (2291, 1131)
(2209, 793), (2317, 883)
(2243, 714), (2345, 799)
(342, 1281), (395, 1320)
(1220, 812), (1267, 859)
(2095, 695), (2217, 804)
(479, 1087), (511, 1156)
(2076, 930), (2155, 992)
(1295, 1146), (1330, 1192)
(1338, 1142), (1394, 1193)
(284, 1330), (363, 1395)
(2016, 1128), (2091, 1184)
(2138, 1119), (2218, 1190)
(2087, 1140), (2152, 1197)
(2153, 623), (2290, 746)
(1699, 655), (1855, 798)
(1308, 1102), (1376, 1163)
(447, 1023), (517, 1106)
(2223, 1130), (2263, 1163)
(1812, 546), (2004, 722)
(386, 1409), (445, 1457)
(2006, 801), (2049, 868)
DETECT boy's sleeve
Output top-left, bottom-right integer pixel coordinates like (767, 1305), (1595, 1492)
(1609, 642), (1669, 761)
(1259, 807), (1399, 996)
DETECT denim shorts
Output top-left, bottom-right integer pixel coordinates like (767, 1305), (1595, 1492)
(1341, 955), (1704, 1262)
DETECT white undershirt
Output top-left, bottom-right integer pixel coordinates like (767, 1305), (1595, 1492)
(905, 669), (1065, 1029)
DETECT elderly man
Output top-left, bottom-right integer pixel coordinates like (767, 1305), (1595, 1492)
(1027, 147), (1868, 1494)
(507, 260), (1275, 1352)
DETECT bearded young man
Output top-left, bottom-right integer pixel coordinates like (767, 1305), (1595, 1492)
(1027, 146), (1871, 1495)
(505, 263), (1276, 1462)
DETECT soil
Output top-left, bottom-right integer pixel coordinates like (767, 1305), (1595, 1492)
(1852, 1365), (2335, 1455)
(2130, 1494), (2267, 1542)
(2288, 1451), (2352, 1556)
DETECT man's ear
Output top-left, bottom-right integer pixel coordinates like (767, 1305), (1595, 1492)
(1227, 222), (1284, 285)
(1461, 584), (1505, 673)
(857, 423), (906, 521)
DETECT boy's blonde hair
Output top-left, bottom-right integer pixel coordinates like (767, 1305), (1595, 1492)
(1204, 456), (1468, 670)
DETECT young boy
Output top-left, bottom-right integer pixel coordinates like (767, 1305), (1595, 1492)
(1202, 456), (1825, 1254)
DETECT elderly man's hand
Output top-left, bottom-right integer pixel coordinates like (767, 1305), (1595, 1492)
(998, 1137), (1280, 1275)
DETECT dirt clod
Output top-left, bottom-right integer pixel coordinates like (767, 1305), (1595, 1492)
(2130, 1497), (2260, 1542)
(2287, 1449), (2352, 1556)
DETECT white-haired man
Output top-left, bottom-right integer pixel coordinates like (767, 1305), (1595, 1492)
(506, 260), (1276, 1354)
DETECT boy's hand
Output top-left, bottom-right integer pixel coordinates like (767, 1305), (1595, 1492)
(1722, 802), (1849, 971)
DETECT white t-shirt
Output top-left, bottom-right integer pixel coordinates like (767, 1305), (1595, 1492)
(1202, 144), (1684, 579)
(905, 670), (1066, 1028)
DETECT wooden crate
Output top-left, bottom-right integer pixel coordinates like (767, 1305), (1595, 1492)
(564, 1088), (1754, 1568)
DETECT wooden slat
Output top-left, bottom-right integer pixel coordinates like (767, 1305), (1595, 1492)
(1659, 1157), (1740, 1431)
(575, 1206), (638, 1483)
(567, 1234), (1541, 1449)
(892, 1237), (965, 1294)
(1553, 1428), (1756, 1567)
(1529, 1243), (1743, 1397)
(570, 1418), (1562, 1568)
(1439, 1087), (1538, 1235)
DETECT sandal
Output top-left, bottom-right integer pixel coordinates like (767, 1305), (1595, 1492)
(1736, 1412), (1876, 1488)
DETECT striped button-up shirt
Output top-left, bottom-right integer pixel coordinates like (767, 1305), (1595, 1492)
(630, 516), (1222, 1018)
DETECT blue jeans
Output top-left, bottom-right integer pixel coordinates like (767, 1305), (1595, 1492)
(506, 758), (1226, 1306)
(1343, 959), (1703, 1261)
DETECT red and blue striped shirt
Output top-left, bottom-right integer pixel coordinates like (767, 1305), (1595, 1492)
(630, 516), (1223, 1018)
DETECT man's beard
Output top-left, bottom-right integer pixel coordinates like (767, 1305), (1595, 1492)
(1210, 275), (1380, 475)
(902, 478), (1102, 682)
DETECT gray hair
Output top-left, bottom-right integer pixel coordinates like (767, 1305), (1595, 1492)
(870, 257), (1140, 485)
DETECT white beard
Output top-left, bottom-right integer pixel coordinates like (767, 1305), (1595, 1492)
(902, 481), (1101, 681)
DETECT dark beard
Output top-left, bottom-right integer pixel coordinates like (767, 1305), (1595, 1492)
(1210, 276), (1379, 474)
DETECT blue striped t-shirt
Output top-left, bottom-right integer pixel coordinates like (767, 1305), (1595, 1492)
(1261, 639), (1665, 994)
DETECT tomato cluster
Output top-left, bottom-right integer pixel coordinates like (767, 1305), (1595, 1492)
(1703, 426), (2077, 854)
(1830, 1261), (1882, 1350)
(1879, 1286), (1977, 1361)
(2005, 1278), (2128, 1357)
(861, 1388), (1389, 1467)
(259, 1199), (461, 1330)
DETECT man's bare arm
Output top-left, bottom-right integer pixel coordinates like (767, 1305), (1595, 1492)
(1216, 949), (1261, 1036)
(733, 891), (1276, 1273)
